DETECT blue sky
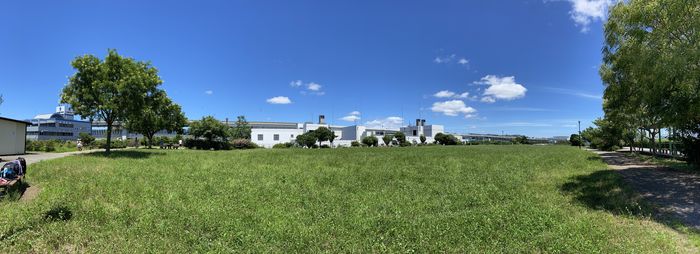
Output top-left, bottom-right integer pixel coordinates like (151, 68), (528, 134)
(0, 0), (612, 137)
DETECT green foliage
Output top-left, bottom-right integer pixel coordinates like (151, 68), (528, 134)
(393, 132), (406, 144)
(581, 118), (624, 151)
(569, 134), (582, 146)
(231, 139), (258, 149)
(419, 134), (426, 144)
(382, 135), (393, 146)
(3, 147), (692, 252)
(434, 133), (460, 145)
(602, 0), (700, 164)
(61, 49), (162, 153)
(350, 141), (361, 147)
(295, 131), (318, 148)
(125, 90), (186, 148)
(78, 133), (95, 146)
(512, 136), (530, 145)
(230, 116), (251, 140)
(183, 138), (231, 150)
(26, 140), (80, 153)
(189, 116), (231, 150)
(273, 142), (294, 149)
(361, 136), (379, 147)
(314, 127), (334, 146)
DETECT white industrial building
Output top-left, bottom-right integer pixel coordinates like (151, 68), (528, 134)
(0, 116), (29, 155)
(249, 115), (444, 148)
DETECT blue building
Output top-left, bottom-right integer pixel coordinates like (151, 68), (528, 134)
(26, 106), (91, 141)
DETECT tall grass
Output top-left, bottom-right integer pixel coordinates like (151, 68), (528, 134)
(0, 146), (694, 252)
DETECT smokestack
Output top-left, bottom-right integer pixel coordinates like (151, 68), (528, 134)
(319, 115), (326, 124)
(421, 119), (426, 126)
(416, 119), (421, 127)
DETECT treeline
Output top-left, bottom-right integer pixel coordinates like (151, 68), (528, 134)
(590, 0), (700, 164)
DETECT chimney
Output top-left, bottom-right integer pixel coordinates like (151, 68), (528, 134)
(225, 118), (229, 126)
(416, 119), (421, 127)
(318, 115), (326, 124)
(421, 119), (426, 126)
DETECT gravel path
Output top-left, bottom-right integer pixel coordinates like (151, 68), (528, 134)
(594, 150), (700, 229)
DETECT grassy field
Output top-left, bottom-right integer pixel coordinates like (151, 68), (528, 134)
(0, 146), (696, 252)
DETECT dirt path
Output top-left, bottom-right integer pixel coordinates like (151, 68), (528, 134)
(593, 150), (700, 229)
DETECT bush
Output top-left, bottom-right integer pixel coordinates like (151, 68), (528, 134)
(78, 133), (95, 146)
(273, 142), (294, 149)
(231, 139), (257, 149)
(361, 136), (379, 147)
(351, 141), (361, 147)
(183, 138), (232, 150)
(320, 144), (330, 149)
(43, 140), (56, 152)
(95, 139), (128, 149)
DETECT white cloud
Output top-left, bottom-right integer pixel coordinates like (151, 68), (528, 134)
(567, 0), (614, 32)
(431, 100), (477, 117)
(545, 87), (602, 100)
(266, 96), (292, 104)
(434, 90), (456, 98)
(458, 58), (469, 65)
(464, 114), (478, 119)
(290, 80), (303, 87)
(478, 75), (527, 101)
(365, 116), (403, 129)
(204, 90), (213, 95)
(307, 82), (322, 91)
(433, 90), (470, 99)
(340, 111), (361, 122)
(341, 115), (361, 122)
(480, 97), (496, 103)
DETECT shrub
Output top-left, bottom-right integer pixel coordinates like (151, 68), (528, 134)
(320, 144), (330, 149)
(78, 133), (95, 146)
(351, 141), (361, 147)
(183, 138), (232, 150)
(43, 140), (56, 152)
(273, 142), (294, 149)
(362, 136), (379, 147)
(231, 139), (257, 149)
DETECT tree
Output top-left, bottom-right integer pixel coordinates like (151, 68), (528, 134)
(569, 134), (582, 147)
(314, 127), (333, 147)
(78, 132), (95, 146)
(435, 133), (459, 145)
(329, 131), (337, 147)
(602, 0), (700, 162)
(125, 90), (186, 148)
(382, 135), (393, 146)
(189, 116), (231, 143)
(513, 136), (530, 145)
(419, 134), (426, 144)
(230, 116), (251, 140)
(362, 136), (379, 147)
(394, 132), (406, 144)
(61, 49), (162, 153)
(295, 132), (318, 148)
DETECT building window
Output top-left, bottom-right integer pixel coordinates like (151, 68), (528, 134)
(257, 134), (263, 141)
(291, 134), (294, 138)
(412, 130), (417, 136)
(274, 134), (279, 141)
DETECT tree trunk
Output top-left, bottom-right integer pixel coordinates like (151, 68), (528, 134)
(106, 120), (113, 154)
(147, 134), (154, 149)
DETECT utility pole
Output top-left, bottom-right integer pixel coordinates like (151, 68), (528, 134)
(578, 120), (582, 149)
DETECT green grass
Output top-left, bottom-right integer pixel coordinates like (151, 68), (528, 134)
(0, 146), (696, 252)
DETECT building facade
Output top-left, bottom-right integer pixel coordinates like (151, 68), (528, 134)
(249, 115), (445, 148)
(26, 106), (91, 141)
(0, 116), (29, 155)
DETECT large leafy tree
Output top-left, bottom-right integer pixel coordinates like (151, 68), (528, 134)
(230, 116), (251, 140)
(295, 131), (318, 148)
(189, 116), (231, 143)
(382, 134), (393, 146)
(314, 127), (334, 147)
(61, 49), (161, 153)
(601, 0), (700, 161)
(125, 90), (187, 148)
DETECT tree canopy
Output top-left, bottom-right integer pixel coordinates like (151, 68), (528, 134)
(600, 0), (700, 162)
(230, 116), (251, 140)
(125, 90), (186, 148)
(61, 49), (162, 153)
(189, 116), (230, 142)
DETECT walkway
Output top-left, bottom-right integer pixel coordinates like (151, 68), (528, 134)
(593, 150), (700, 229)
(1, 149), (102, 165)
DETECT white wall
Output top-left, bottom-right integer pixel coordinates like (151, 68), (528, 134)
(0, 119), (27, 155)
(252, 128), (303, 148)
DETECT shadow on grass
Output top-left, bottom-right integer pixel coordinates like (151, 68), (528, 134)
(0, 180), (30, 202)
(0, 204), (73, 241)
(561, 170), (652, 217)
(83, 150), (165, 159)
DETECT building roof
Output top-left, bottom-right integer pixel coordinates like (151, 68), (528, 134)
(0, 116), (30, 125)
